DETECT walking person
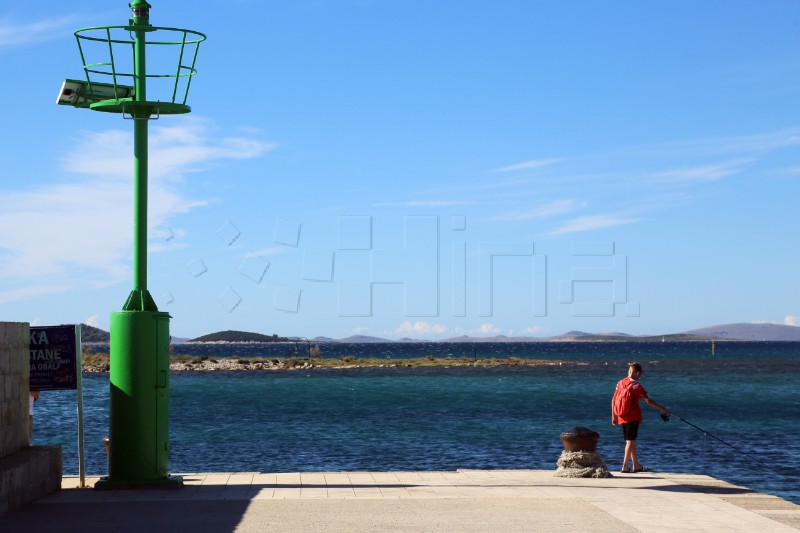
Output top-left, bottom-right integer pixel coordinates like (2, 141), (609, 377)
(29, 390), (40, 445)
(611, 362), (670, 473)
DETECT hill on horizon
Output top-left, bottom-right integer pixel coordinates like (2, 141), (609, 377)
(79, 324), (110, 343)
(336, 335), (392, 343)
(686, 323), (800, 341)
(188, 331), (290, 343)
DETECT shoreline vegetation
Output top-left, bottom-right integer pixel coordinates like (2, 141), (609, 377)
(81, 352), (571, 373)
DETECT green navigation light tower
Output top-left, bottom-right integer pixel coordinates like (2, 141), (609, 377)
(57, 1), (205, 488)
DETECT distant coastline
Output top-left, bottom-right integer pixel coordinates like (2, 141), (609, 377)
(182, 334), (717, 344)
(78, 321), (800, 345)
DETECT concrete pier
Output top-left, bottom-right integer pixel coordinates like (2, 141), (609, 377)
(1, 470), (797, 532)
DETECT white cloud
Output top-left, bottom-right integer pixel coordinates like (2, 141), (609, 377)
(588, 130), (800, 171)
(494, 159), (561, 173)
(394, 321), (448, 336)
(521, 325), (546, 335)
(0, 285), (73, 305)
(61, 118), (274, 181)
(245, 246), (294, 258)
(547, 214), (640, 236)
(776, 166), (800, 178)
(0, 118), (273, 303)
(374, 200), (469, 208)
(84, 315), (100, 328)
(784, 315), (798, 326)
(645, 129), (800, 159)
(152, 227), (186, 241)
(649, 159), (752, 184)
(476, 323), (501, 335)
(492, 199), (587, 222)
(0, 16), (80, 47)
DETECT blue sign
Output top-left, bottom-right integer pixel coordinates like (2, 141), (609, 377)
(29, 325), (79, 391)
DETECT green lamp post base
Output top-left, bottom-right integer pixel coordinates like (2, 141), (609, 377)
(96, 309), (179, 488)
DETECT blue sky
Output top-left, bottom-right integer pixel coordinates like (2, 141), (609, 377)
(2, 1), (800, 340)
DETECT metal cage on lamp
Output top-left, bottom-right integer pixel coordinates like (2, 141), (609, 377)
(58, 24), (206, 118)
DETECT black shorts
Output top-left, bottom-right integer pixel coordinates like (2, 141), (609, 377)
(621, 421), (639, 441)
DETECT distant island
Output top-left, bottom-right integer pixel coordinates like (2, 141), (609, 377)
(80, 324), (111, 343)
(187, 330), (289, 343)
(77, 321), (800, 345)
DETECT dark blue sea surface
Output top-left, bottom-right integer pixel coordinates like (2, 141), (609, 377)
(84, 339), (797, 361)
(36, 342), (800, 504)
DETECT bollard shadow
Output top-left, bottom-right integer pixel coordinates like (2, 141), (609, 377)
(542, 476), (758, 496)
(642, 483), (757, 496)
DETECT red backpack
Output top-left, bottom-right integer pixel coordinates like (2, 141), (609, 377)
(612, 378), (637, 418)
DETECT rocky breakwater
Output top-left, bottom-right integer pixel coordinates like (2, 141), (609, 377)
(81, 353), (571, 372)
(169, 358), (314, 371)
(81, 353), (319, 372)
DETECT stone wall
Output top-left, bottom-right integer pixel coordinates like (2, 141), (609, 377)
(0, 322), (29, 457)
(0, 322), (61, 515)
(0, 446), (62, 515)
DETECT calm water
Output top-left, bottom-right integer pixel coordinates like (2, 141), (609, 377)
(36, 342), (800, 504)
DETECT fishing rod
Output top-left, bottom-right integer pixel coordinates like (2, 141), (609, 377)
(665, 412), (784, 476)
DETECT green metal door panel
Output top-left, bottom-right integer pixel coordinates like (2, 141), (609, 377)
(154, 312), (171, 475)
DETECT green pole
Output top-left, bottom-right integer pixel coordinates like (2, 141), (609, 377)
(132, 14), (148, 299)
(98, 0), (180, 489)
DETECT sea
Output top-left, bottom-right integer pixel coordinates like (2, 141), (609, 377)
(34, 341), (800, 504)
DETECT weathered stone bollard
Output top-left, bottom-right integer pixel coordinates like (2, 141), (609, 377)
(554, 426), (611, 478)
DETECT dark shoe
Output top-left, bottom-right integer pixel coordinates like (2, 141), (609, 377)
(620, 468), (632, 473)
(632, 466), (650, 473)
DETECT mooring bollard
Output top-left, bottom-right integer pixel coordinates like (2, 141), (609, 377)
(559, 426), (599, 452)
(554, 426), (611, 478)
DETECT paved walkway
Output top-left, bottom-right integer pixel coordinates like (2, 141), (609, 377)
(1, 470), (798, 532)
